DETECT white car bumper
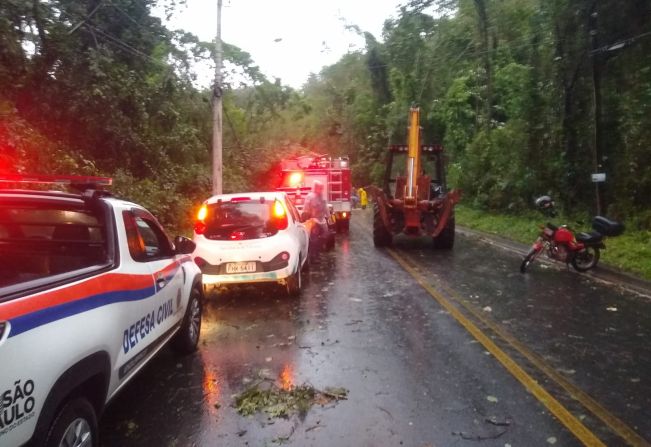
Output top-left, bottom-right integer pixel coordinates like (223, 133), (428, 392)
(193, 233), (302, 286)
(202, 264), (294, 285)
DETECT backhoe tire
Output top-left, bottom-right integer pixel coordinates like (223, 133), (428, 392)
(432, 216), (455, 249)
(373, 202), (392, 247)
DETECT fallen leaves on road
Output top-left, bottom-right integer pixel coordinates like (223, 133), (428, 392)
(234, 381), (348, 418)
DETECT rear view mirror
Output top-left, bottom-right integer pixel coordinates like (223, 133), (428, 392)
(174, 236), (196, 255)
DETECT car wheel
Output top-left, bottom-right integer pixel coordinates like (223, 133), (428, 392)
(171, 287), (202, 355)
(45, 397), (98, 447)
(286, 259), (302, 297)
(301, 252), (310, 273)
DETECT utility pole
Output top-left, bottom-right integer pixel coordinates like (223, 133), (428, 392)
(212, 0), (223, 195)
(589, 3), (603, 215)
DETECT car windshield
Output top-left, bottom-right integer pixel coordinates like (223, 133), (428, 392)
(0, 200), (108, 289)
(204, 200), (280, 240)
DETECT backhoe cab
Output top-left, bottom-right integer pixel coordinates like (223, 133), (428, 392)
(367, 107), (461, 248)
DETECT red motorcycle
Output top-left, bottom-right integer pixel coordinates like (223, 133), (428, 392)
(520, 196), (624, 273)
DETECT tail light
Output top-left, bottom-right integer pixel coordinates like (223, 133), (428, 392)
(195, 204), (208, 234)
(197, 204), (208, 221)
(194, 221), (206, 235)
(194, 257), (207, 268)
(271, 200), (288, 230)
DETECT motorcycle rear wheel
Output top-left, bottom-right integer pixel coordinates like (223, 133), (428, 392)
(520, 248), (540, 273)
(571, 246), (600, 272)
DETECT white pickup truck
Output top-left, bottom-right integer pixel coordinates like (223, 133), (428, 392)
(0, 175), (203, 447)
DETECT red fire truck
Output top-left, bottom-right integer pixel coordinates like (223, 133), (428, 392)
(276, 154), (352, 232)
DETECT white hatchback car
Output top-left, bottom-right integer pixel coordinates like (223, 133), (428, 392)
(192, 192), (309, 296)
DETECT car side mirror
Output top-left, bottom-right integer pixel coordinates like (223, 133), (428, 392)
(300, 211), (310, 223)
(174, 236), (196, 255)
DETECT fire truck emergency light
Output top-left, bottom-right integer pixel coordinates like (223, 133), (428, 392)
(289, 172), (303, 187)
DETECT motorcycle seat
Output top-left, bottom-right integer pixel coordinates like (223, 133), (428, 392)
(576, 231), (603, 244)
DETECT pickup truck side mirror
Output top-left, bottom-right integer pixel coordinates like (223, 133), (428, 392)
(174, 236), (196, 255)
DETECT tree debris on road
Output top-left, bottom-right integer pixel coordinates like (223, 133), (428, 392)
(234, 382), (348, 418)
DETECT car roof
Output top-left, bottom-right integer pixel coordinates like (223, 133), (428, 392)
(203, 191), (287, 205)
(0, 188), (140, 209)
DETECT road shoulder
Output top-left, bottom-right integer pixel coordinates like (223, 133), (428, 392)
(456, 225), (651, 299)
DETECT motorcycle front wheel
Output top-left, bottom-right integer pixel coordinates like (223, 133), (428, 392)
(571, 246), (600, 272)
(520, 248), (540, 273)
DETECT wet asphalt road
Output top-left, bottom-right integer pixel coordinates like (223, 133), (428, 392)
(100, 210), (651, 446)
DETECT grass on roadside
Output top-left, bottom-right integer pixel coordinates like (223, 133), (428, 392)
(455, 205), (651, 281)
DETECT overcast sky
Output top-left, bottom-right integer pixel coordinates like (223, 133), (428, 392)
(157, 0), (403, 88)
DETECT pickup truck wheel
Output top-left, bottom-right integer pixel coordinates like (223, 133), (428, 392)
(373, 202), (392, 247)
(45, 397), (98, 447)
(432, 216), (455, 249)
(172, 287), (202, 355)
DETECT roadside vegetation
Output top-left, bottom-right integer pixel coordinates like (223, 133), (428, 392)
(1, 0), (649, 277)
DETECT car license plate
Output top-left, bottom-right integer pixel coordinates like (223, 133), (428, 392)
(226, 262), (256, 274)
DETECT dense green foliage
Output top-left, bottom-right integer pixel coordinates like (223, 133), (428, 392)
(0, 0), (299, 231)
(2, 0), (650, 238)
(299, 0), (651, 225)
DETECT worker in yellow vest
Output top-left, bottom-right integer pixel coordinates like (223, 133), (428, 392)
(358, 187), (368, 209)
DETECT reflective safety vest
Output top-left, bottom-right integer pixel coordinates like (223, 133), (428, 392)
(358, 188), (368, 206)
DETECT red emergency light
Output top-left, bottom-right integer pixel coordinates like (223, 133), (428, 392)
(288, 172), (303, 187)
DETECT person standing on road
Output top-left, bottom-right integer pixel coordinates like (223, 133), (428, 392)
(358, 187), (368, 210)
(304, 181), (328, 220)
(351, 187), (360, 209)
(303, 181), (330, 255)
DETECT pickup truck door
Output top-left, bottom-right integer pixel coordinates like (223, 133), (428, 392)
(115, 210), (184, 384)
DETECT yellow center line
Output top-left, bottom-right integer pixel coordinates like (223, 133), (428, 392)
(435, 282), (651, 447)
(396, 248), (650, 447)
(388, 248), (607, 447)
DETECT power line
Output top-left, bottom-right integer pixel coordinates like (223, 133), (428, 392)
(68, 1), (105, 35)
(106, 1), (142, 27)
(589, 30), (651, 55)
